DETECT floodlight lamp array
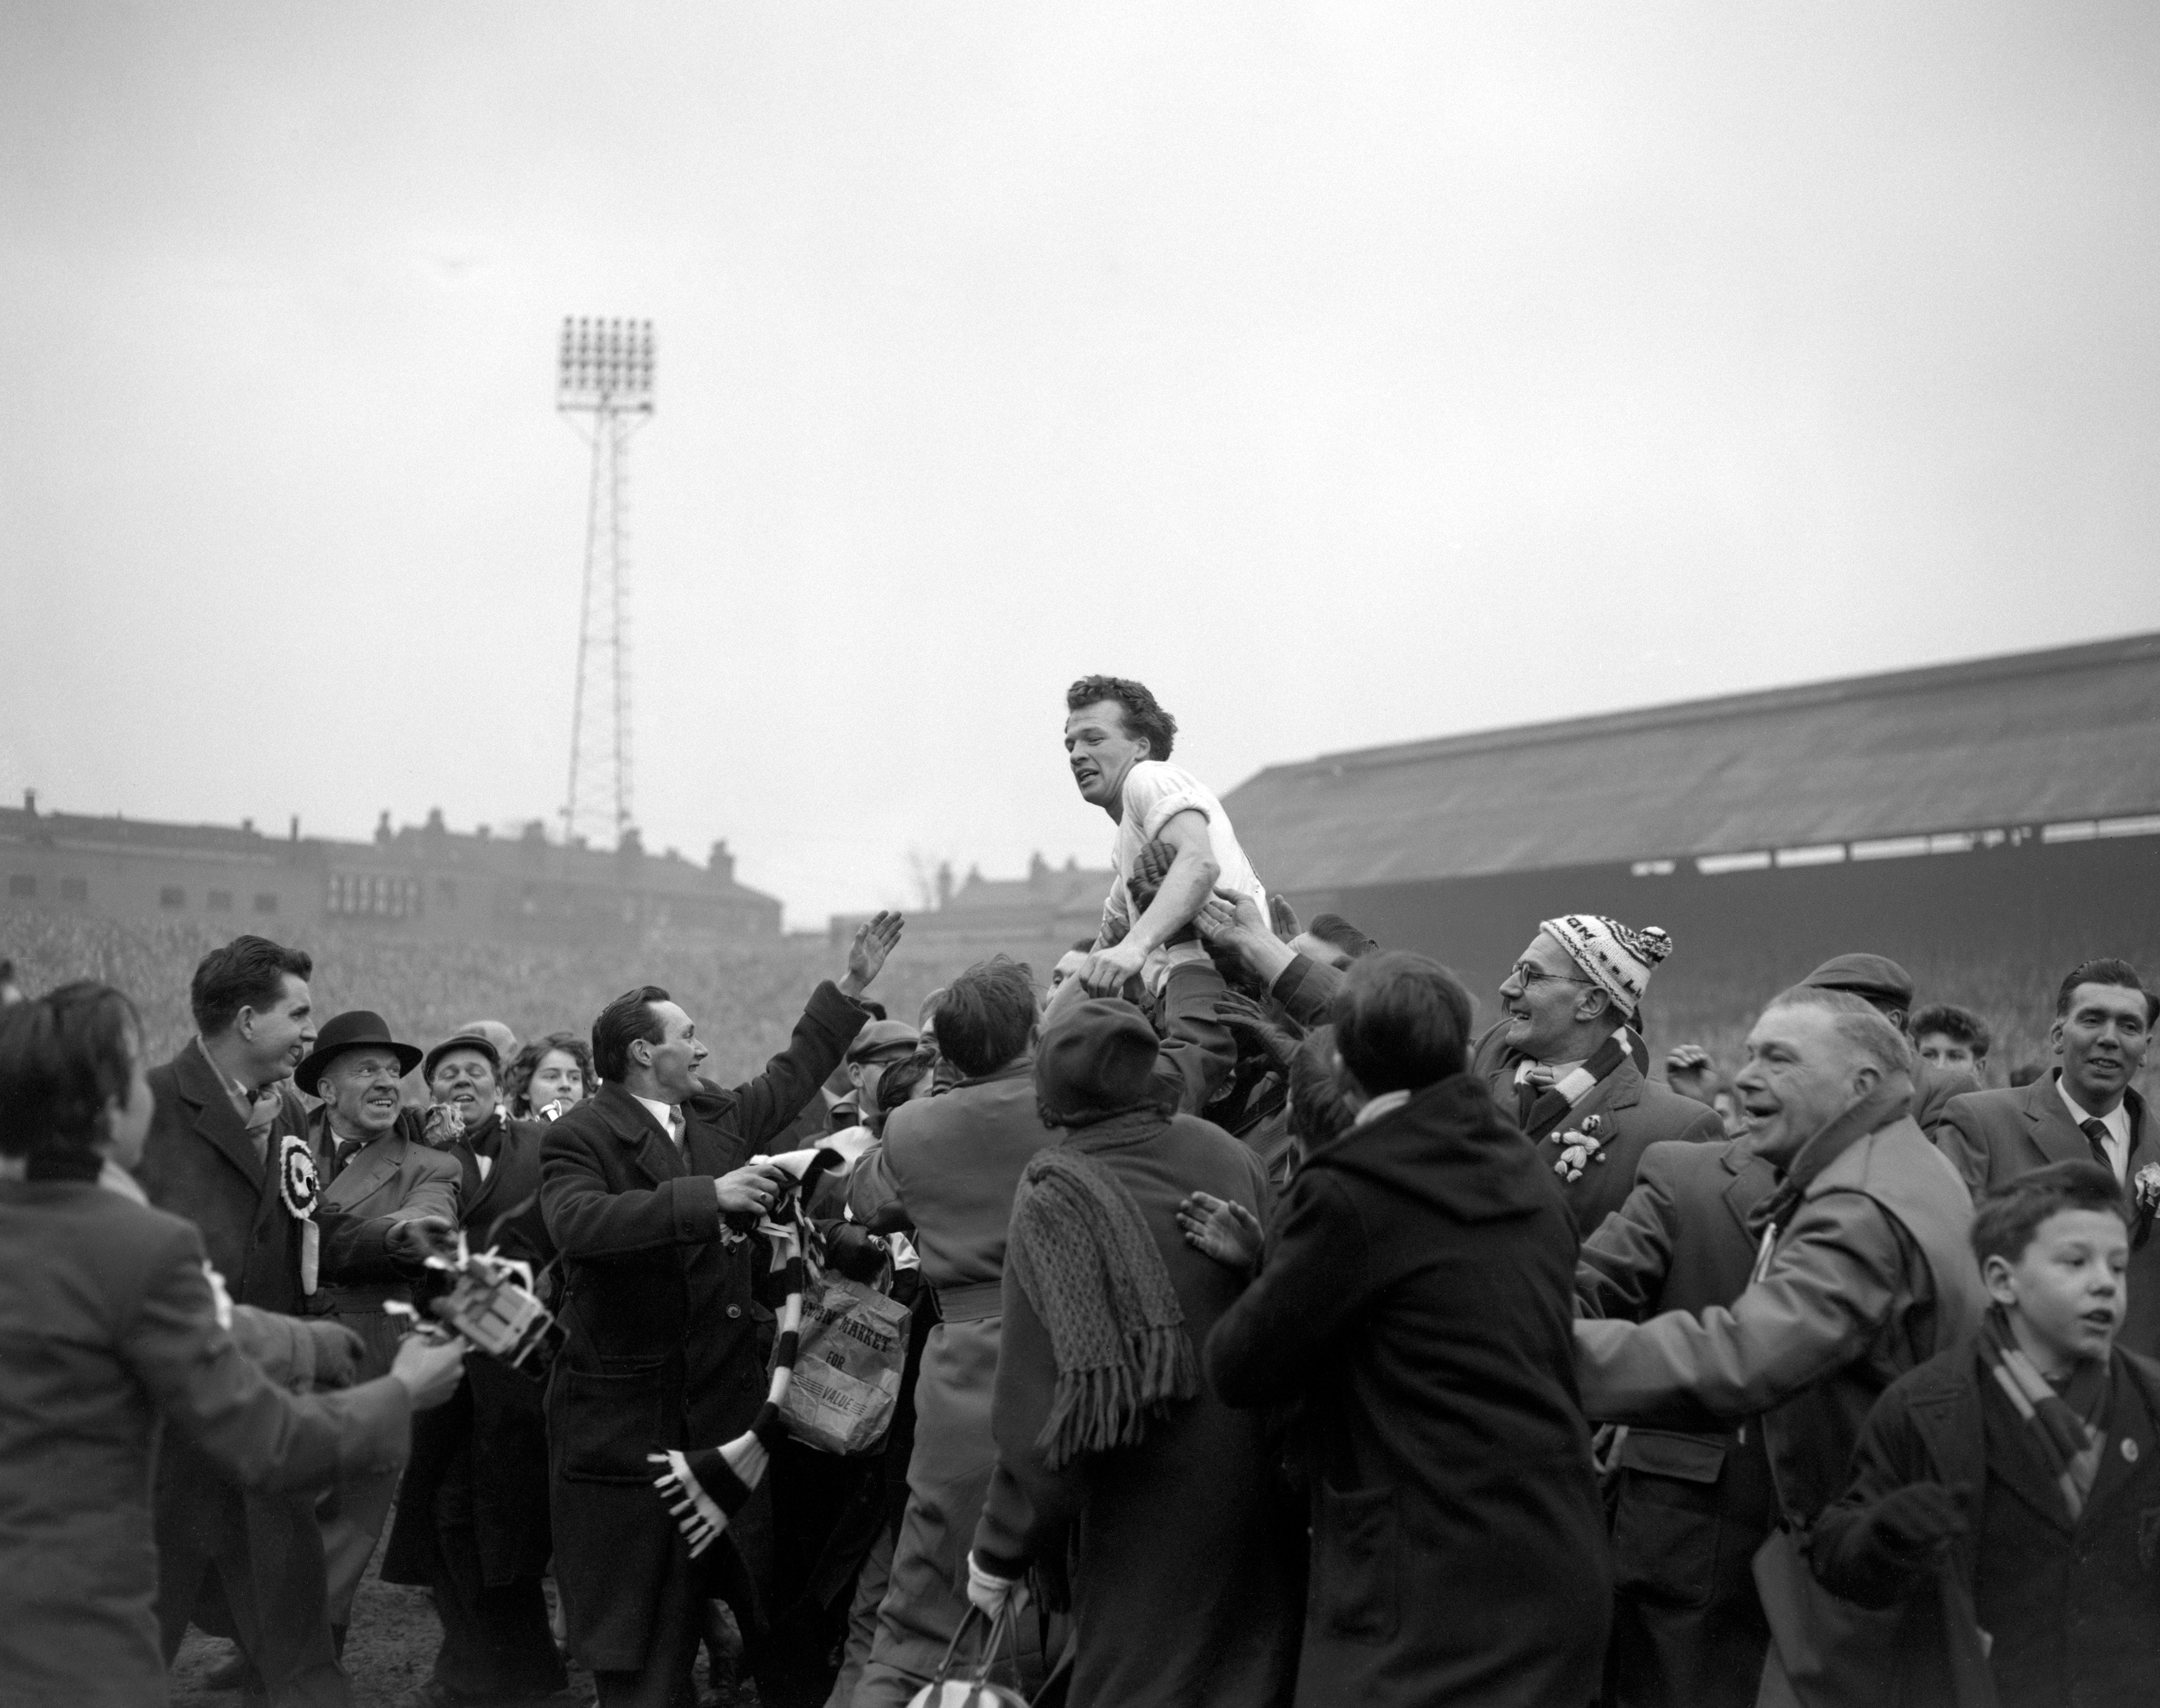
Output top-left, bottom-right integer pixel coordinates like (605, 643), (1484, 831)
(557, 317), (655, 409)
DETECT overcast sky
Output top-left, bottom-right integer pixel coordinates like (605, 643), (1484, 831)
(5, 3), (2158, 927)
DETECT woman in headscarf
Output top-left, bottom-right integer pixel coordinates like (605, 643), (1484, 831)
(966, 998), (1301, 1708)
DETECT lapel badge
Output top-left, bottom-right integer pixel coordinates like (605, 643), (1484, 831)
(2124, 1437), (2140, 1463)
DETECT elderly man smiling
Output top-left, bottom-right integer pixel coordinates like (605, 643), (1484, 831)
(298, 1010), (462, 1645)
(1472, 913), (1722, 1231)
(1574, 986), (1985, 1708)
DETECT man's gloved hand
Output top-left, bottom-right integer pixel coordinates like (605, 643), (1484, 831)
(1861, 1481), (1968, 1567)
(966, 1551), (1027, 1619)
(305, 1320), (368, 1390)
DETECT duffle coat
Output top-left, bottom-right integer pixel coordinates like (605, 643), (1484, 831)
(539, 981), (866, 1673)
(1207, 1074), (1612, 1708)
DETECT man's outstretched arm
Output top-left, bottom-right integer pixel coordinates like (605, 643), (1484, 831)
(1080, 810), (1218, 995)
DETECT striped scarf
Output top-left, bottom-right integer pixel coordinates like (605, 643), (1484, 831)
(1006, 1125), (1198, 1469)
(1513, 1027), (1644, 1141)
(1978, 1309), (2108, 1523)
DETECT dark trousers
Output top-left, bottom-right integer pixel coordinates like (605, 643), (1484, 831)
(155, 1450), (348, 1708)
(428, 1439), (568, 1701)
(591, 1543), (711, 1708)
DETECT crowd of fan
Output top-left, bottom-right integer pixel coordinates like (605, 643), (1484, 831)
(2, 673), (2156, 1708)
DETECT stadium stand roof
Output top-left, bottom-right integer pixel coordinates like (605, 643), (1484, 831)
(1224, 631), (2160, 893)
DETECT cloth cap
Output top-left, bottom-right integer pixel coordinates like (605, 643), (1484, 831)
(1540, 915), (1673, 1014)
(845, 1018), (921, 1066)
(423, 1031), (503, 1084)
(1803, 952), (1915, 1014)
(1034, 1000), (1169, 1127)
(296, 1011), (423, 1098)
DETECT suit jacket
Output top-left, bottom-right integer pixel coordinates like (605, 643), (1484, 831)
(137, 1039), (314, 1314)
(0, 1178), (410, 1708)
(1473, 1023), (1727, 1236)
(540, 978), (866, 1671)
(1936, 1073), (2159, 1356)
(311, 1111), (460, 1288)
(1813, 1340), (2160, 1708)
(382, 1114), (556, 1590)
(1577, 1136), (1782, 1708)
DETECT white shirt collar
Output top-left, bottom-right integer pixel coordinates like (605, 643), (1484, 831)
(2058, 1075), (2130, 1156)
(1354, 1089), (1413, 1128)
(632, 1092), (682, 1142)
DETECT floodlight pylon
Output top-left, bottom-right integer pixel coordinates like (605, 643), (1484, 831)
(556, 317), (653, 849)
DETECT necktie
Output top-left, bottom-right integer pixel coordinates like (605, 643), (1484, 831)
(1515, 1063), (1554, 1128)
(2080, 1117), (2118, 1178)
(668, 1107), (687, 1149)
(332, 1137), (364, 1180)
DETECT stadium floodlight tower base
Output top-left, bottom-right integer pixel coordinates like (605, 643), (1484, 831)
(556, 316), (654, 851)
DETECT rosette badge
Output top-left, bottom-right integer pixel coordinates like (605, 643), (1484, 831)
(278, 1135), (323, 1294)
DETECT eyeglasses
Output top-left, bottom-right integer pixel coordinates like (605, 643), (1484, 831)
(1508, 961), (1594, 990)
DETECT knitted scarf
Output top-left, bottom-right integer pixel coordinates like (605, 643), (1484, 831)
(1006, 1129), (1198, 1469)
(1978, 1308), (2108, 1523)
(1513, 1026), (1645, 1142)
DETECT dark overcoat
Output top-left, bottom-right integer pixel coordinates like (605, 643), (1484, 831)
(1812, 1340), (2160, 1708)
(539, 981), (866, 1673)
(382, 1114), (556, 1590)
(1473, 1021), (1726, 1234)
(1206, 1075), (1612, 1708)
(133, 1040), (344, 1694)
(1935, 1073), (2159, 1357)
(972, 1111), (1300, 1708)
(1577, 1135), (1782, 1708)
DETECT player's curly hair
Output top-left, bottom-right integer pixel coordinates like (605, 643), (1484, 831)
(1066, 676), (1177, 763)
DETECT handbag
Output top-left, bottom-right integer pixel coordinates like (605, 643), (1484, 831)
(905, 1604), (1029, 1708)
(779, 1273), (913, 1455)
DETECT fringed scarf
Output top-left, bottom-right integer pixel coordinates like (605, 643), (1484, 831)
(1978, 1308), (2108, 1523)
(1006, 1130), (1198, 1470)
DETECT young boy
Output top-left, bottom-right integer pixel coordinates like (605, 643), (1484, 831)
(1811, 1161), (2160, 1708)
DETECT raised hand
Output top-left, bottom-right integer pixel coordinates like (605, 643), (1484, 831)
(1176, 1190), (1265, 1275)
(842, 911), (905, 997)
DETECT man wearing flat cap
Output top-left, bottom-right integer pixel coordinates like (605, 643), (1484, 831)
(381, 1031), (567, 1708)
(1802, 952), (1981, 1136)
(298, 1011), (462, 1640)
(1473, 914), (1723, 1232)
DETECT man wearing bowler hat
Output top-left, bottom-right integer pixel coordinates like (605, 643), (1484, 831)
(298, 1011), (462, 1642)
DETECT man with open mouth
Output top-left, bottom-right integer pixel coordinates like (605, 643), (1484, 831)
(298, 1010), (463, 1653)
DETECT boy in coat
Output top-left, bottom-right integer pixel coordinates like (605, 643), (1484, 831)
(1811, 1161), (2160, 1707)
